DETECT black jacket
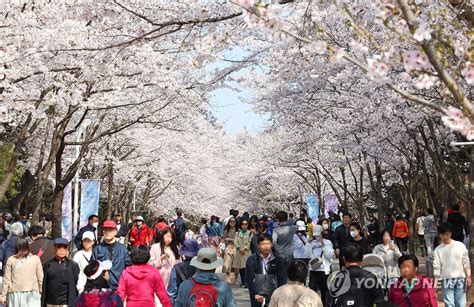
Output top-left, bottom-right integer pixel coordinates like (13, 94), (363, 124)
(74, 224), (97, 250)
(334, 224), (351, 250)
(447, 212), (467, 242)
(328, 265), (384, 307)
(115, 221), (127, 238)
(245, 252), (287, 297)
(42, 257), (80, 307)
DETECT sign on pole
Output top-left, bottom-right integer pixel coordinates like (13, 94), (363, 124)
(79, 179), (100, 229)
(61, 183), (73, 240)
(306, 194), (320, 221)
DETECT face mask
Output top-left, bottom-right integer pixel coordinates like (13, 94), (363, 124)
(350, 231), (359, 238)
(92, 222), (99, 228)
(322, 223), (329, 230)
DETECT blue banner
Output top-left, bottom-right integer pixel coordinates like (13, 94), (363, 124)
(79, 179), (100, 229)
(306, 194), (320, 220)
(61, 183), (72, 240)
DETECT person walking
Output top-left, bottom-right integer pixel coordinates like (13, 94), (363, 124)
(415, 211), (426, 257)
(29, 225), (55, 265)
(234, 218), (252, 288)
(389, 254), (437, 307)
(74, 214), (99, 250)
(114, 214), (127, 240)
(392, 215), (409, 253)
(246, 233), (287, 307)
(373, 229), (402, 287)
(76, 260), (123, 307)
(320, 218), (334, 244)
(349, 222), (371, 255)
(268, 260), (323, 307)
(271, 211), (296, 266)
(92, 220), (131, 290)
(250, 222), (268, 254)
(117, 245), (171, 307)
(73, 231), (95, 293)
(222, 216), (239, 285)
(293, 220), (309, 264)
(129, 216), (153, 248)
(197, 218), (210, 248)
(207, 215), (222, 255)
(153, 216), (168, 243)
(0, 222), (24, 275)
(167, 239), (199, 304)
(327, 244), (384, 307)
(175, 248), (236, 307)
(446, 203), (468, 243)
(173, 210), (186, 245)
(334, 212), (352, 269)
(0, 239), (43, 307)
(42, 238), (80, 307)
(149, 227), (181, 286)
(307, 225), (334, 305)
(433, 223), (471, 307)
(423, 208), (438, 257)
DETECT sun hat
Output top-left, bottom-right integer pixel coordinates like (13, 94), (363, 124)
(103, 220), (117, 229)
(86, 260), (112, 280)
(296, 220), (307, 231)
(179, 239), (200, 258)
(82, 231), (95, 241)
(190, 248), (223, 270)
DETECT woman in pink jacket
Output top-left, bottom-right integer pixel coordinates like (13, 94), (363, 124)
(117, 245), (171, 307)
(149, 228), (181, 286)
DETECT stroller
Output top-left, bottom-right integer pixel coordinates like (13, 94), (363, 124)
(362, 253), (389, 300)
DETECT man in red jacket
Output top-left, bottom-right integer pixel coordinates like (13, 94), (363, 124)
(129, 216), (153, 248)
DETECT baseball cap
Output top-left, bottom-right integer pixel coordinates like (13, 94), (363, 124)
(54, 238), (70, 246)
(82, 231), (95, 241)
(102, 220), (117, 229)
(134, 216), (144, 222)
(296, 220), (306, 231)
(313, 225), (323, 237)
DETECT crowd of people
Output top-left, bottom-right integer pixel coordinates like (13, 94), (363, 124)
(0, 205), (469, 307)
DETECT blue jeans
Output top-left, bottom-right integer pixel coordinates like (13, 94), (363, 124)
(442, 278), (466, 307)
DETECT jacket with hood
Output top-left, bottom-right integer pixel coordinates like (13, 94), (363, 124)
(91, 241), (131, 290)
(76, 289), (123, 307)
(129, 225), (153, 248)
(389, 275), (437, 307)
(174, 271), (236, 307)
(117, 263), (171, 307)
(372, 243), (402, 279)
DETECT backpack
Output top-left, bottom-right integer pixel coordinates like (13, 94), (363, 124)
(188, 279), (218, 307)
(423, 216), (437, 234)
(174, 218), (185, 235)
(154, 226), (164, 243)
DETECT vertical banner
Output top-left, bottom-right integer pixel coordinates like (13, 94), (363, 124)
(324, 195), (340, 215)
(61, 183), (73, 240)
(79, 179), (100, 229)
(306, 194), (320, 221)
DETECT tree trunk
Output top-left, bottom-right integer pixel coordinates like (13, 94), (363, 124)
(105, 162), (114, 219)
(0, 141), (22, 203)
(51, 186), (65, 239)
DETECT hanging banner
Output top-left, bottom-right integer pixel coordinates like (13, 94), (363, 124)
(324, 195), (340, 215)
(79, 179), (100, 229)
(61, 183), (73, 240)
(306, 194), (320, 221)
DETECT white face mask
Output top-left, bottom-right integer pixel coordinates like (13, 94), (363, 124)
(322, 223), (329, 230)
(92, 222), (99, 228)
(350, 230), (359, 238)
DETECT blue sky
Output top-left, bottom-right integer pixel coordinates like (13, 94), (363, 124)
(210, 87), (267, 134)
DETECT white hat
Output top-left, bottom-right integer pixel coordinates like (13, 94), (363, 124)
(190, 248), (224, 270)
(87, 260), (112, 280)
(82, 231), (95, 241)
(134, 216), (144, 222)
(313, 225), (323, 237)
(296, 220), (306, 231)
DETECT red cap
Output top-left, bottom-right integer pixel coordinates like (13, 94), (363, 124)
(102, 220), (117, 229)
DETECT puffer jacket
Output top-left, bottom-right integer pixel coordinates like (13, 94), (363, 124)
(76, 289), (123, 307)
(389, 275), (437, 307)
(117, 263), (171, 307)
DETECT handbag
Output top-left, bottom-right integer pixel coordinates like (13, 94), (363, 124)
(309, 245), (324, 270)
(254, 273), (278, 295)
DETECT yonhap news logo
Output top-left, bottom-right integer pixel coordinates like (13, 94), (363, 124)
(327, 270), (352, 297)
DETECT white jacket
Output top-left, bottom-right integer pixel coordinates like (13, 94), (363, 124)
(306, 238), (334, 275)
(72, 249), (92, 293)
